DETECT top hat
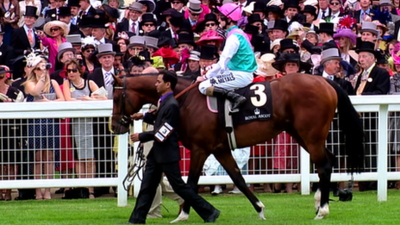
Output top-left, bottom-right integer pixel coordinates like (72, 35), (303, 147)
(25, 6), (38, 18)
(114, 44), (124, 56)
(178, 32), (195, 46)
(284, 0), (300, 10)
(271, 20), (288, 32)
(189, 0), (203, 13)
(138, 0), (156, 13)
(57, 42), (76, 61)
(272, 53), (311, 72)
(159, 1), (172, 15)
(302, 5), (317, 20)
(375, 49), (388, 64)
(317, 23), (336, 34)
(188, 50), (200, 61)
(178, 20), (193, 34)
(204, 13), (219, 24)
(200, 45), (219, 60)
(145, 36), (159, 50)
(129, 2), (143, 13)
(320, 48), (342, 65)
(141, 13), (157, 25)
(248, 14), (263, 24)
(78, 15), (93, 28)
(66, 34), (82, 44)
(59, 6), (72, 17)
(128, 36), (146, 49)
(45, 8), (58, 21)
(355, 41), (378, 57)
(96, 43), (116, 58)
(253, 1), (266, 13)
(148, 30), (172, 47)
(139, 49), (153, 63)
(244, 24), (259, 35)
(169, 11), (184, 27)
(68, 0), (80, 7)
(279, 39), (299, 52)
(360, 22), (378, 35)
(91, 15), (106, 28)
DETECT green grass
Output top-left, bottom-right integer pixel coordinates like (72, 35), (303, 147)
(1, 190), (400, 225)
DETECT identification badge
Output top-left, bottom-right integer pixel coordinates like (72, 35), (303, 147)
(154, 122), (174, 142)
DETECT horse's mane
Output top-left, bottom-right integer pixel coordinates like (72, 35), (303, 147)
(123, 73), (194, 87)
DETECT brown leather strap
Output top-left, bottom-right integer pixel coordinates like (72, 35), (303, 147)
(175, 81), (200, 99)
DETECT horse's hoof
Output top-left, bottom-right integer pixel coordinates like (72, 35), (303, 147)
(314, 203), (329, 220)
(314, 189), (321, 213)
(257, 201), (266, 220)
(170, 211), (189, 223)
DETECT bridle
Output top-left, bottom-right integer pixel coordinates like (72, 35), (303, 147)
(113, 76), (135, 128)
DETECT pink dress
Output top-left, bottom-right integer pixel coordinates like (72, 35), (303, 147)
(39, 36), (66, 74)
(274, 133), (299, 171)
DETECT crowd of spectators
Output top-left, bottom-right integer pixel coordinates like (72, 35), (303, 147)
(1, 0), (400, 200)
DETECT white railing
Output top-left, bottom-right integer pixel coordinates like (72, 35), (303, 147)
(1, 96), (400, 205)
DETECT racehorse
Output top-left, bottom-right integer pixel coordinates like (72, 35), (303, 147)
(111, 73), (364, 221)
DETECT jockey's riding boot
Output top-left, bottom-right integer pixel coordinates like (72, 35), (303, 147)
(206, 87), (246, 111)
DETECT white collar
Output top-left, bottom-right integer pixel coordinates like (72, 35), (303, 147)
(364, 63), (375, 73)
(322, 70), (334, 78)
(102, 67), (115, 75)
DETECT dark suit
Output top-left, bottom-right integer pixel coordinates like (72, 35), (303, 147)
(352, 10), (362, 24)
(129, 93), (217, 223)
(77, 6), (97, 24)
(69, 24), (82, 35)
(0, 44), (15, 67)
(115, 18), (143, 38)
(10, 27), (41, 56)
(355, 65), (390, 95)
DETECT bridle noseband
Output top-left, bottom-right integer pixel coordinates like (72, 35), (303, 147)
(113, 76), (134, 128)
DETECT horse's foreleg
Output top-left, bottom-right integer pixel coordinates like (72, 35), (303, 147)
(171, 147), (209, 224)
(214, 150), (266, 220)
(314, 148), (335, 220)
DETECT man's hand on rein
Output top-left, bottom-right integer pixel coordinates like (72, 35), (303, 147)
(131, 113), (144, 120)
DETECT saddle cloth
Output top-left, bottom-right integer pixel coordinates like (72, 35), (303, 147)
(206, 81), (273, 128)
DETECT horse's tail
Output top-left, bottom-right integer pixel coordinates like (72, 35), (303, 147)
(326, 79), (365, 173)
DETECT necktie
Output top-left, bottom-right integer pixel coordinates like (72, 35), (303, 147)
(132, 21), (136, 34)
(328, 75), (334, 81)
(71, 17), (76, 25)
(356, 70), (369, 95)
(322, 10), (326, 19)
(82, 11), (86, 16)
(28, 28), (33, 45)
(362, 11), (366, 20)
(104, 72), (112, 85)
(174, 32), (178, 42)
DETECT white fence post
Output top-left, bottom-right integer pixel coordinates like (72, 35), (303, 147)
(117, 133), (129, 207)
(300, 147), (310, 195)
(378, 104), (388, 201)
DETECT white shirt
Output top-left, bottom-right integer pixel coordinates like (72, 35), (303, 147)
(322, 70), (335, 80)
(318, 8), (330, 19)
(362, 63), (375, 79)
(95, 37), (106, 45)
(102, 67), (115, 99)
(129, 19), (139, 34)
(330, 11), (341, 23)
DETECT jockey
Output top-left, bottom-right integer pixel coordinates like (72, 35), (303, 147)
(196, 3), (257, 111)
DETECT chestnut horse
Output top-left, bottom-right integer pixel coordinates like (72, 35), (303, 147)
(111, 73), (364, 221)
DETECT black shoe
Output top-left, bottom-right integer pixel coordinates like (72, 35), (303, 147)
(230, 95), (246, 111)
(55, 188), (65, 194)
(204, 209), (220, 223)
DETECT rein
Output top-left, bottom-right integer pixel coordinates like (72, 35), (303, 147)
(113, 76), (134, 127)
(175, 81), (200, 99)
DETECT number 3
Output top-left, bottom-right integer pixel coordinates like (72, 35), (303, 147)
(250, 84), (267, 107)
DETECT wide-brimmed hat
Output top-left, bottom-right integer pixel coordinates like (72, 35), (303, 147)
(138, 0), (156, 13)
(129, 2), (143, 13)
(128, 36), (146, 49)
(68, 0), (80, 7)
(271, 20), (288, 32)
(372, 20), (388, 35)
(255, 53), (279, 76)
(355, 41), (377, 57)
(200, 45), (218, 60)
(96, 43), (116, 58)
(189, 0), (203, 13)
(141, 13), (157, 25)
(320, 48), (342, 65)
(279, 39), (299, 52)
(152, 47), (180, 65)
(44, 20), (70, 36)
(317, 23), (335, 35)
(270, 38), (283, 50)
(380, 0), (393, 6)
(287, 27), (311, 40)
(272, 53), (311, 72)
(360, 22), (378, 35)
(188, 50), (200, 61)
(178, 32), (195, 46)
(204, 13), (218, 24)
(144, 36), (159, 50)
(302, 5), (317, 20)
(59, 6), (72, 17)
(333, 28), (357, 45)
(196, 30), (224, 46)
(102, 4), (120, 19)
(25, 6), (38, 18)
(57, 42), (76, 61)
(248, 14), (263, 24)
(0, 66), (12, 78)
(267, 0), (284, 6)
(243, 1), (255, 14)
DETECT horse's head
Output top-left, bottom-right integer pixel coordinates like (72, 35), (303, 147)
(111, 75), (141, 134)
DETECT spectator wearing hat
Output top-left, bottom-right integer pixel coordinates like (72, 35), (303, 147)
(185, 0), (206, 28)
(177, 32), (196, 56)
(279, 39), (299, 54)
(81, 36), (96, 73)
(18, 0), (41, 27)
(248, 14), (263, 34)
(171, 0), (186, 13)
(0, 0), (20, 45)
(272, 52), (312, 75)
(50, 42), (77, 85)
(59, 6), (81, 35)
(316, 23), (337, 49)
(199, 44), (219, 74)
(302, 5), (319, 31)
(266, 5), (284, 21)
(78, 0), (97, 23)
(163, 11), (184, 46)
(91, 16), (116, 46)
(138, 0), (156, 13)
(284, 0), (300, 23)
(144, 36), (158, 55)
(182, 50), (200, 78)
(196, 30), (224, 49)
(37, 20), (69, 73)
(203, 13), (225, 39)
(42, 0), (59, 21)
(253, 1), (267, 22)
(317, 0), (332, 20)
(127, 36), (146, 58)
(333, 28), (358, 68)
(0, 27), (15, 67)
(66, 34), (83, 57)
(271, 20), (288, 40)
(67, 0), (80, 25)
(360, 22), (378, 43)
(11, 6), (40, 56)
(328, 0), (345, 23)
(116, 2), (143, 36)
(141, 13), (157, 35)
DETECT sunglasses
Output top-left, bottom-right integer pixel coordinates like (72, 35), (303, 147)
(143, 23), (155, 27)
(67, 68), (78, 73)
(85, 49), (94, 53)
(330, 2), (340, 5)
(172, 1), (181, 4)
(205, 23), (216, 27)
(191, 12), (201, 16)
(50, 27), (60, 32)
(130, 47), (143, 51)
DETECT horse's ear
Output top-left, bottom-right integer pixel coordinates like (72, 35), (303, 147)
(113, 74), (123, 87)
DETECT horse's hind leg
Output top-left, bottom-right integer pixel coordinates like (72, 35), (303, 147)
(213, 149), (266, 220)
(313, 147), (335, 220)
